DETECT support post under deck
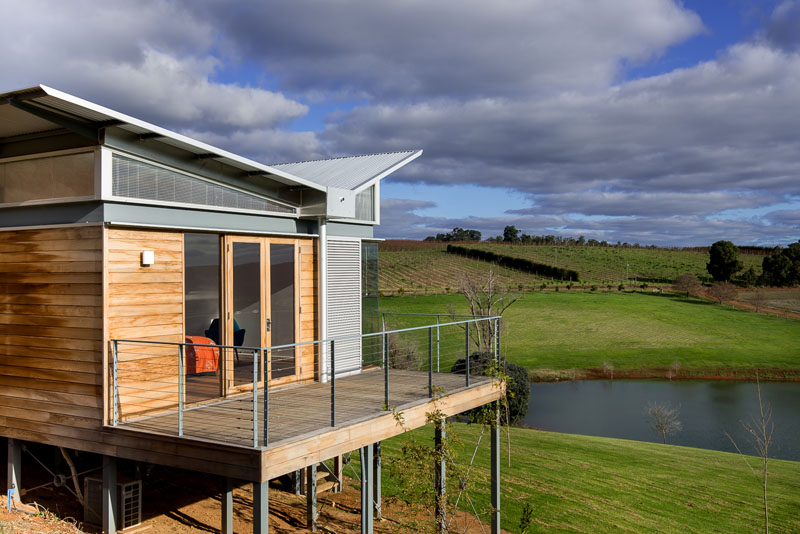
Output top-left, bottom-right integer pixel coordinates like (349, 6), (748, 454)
(307, 463), (317, 531)
(222, 477), (233, 534)
(360, 444), (374, 534)
(491, 401), (501, 534)
(102, 455), (117, 534)
(435, 419), (446, 534)
(7, 438), (22, 506)
(373, 441), (382, 519)
(253, 481), (268, 534)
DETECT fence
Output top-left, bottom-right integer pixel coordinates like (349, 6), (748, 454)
(109, 315), (501, 449)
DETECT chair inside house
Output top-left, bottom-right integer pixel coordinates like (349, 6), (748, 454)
(205, 319), (246, 363)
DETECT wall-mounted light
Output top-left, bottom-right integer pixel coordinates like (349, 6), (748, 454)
(141, 250), (155, 267)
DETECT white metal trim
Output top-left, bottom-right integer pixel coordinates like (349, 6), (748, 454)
(104, 221), (318, 238)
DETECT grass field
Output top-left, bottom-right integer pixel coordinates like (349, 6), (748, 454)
(363, 423), (800, 533)
(380, 292), (800, 378)
(378, 241), (767, 294)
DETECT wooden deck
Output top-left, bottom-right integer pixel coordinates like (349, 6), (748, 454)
(116, 369), (491, 450)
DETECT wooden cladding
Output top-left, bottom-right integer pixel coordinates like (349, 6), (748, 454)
(0, 226), (104, 442)
(106, 228), (184, 420)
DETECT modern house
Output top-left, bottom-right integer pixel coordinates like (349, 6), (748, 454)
(0, 85), (503, 533)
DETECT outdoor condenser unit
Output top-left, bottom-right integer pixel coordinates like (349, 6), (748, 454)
(83, 477), (142, 530)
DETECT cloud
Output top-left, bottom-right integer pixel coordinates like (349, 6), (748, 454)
(765, 209), (800, 228)
(189, 0), (703, 99)
(0, 1), (308, 133)
(763, 0), (800, 51)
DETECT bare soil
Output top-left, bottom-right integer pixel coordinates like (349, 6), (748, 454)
(6, 463), (507, 534)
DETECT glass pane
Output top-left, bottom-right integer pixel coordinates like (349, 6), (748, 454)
(184, 233), (221, 401)
(233, 242), (262, 386)
(361, 242), (381, 367)
(270, 244), (295, 379)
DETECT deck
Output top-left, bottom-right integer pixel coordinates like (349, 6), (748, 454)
(115, 369), (493, 450)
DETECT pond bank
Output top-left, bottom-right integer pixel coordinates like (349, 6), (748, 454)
(529, 366), (800, 382)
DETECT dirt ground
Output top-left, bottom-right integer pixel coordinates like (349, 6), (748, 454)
(3, 460), (507, 534)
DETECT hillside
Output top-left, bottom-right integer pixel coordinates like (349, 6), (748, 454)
(380, 292), (800, 379)
(378, 241), (766, 294)
(373, 423), (800, 534)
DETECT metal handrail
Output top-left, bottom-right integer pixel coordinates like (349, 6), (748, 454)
(109, 315), (503, 449)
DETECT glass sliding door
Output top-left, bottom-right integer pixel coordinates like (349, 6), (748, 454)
(269, 243), (296, 379)
(231, 240), (263, 387)
(184, 233), (222, 401)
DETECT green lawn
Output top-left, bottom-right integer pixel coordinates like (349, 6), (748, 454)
(365, 423), (800, 534)
(380, 291), (800, 377)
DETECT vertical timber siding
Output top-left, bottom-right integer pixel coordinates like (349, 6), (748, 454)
(0, 226), (104, 443)
(298, 239), (318, 381)
(106, 227), (184, 419)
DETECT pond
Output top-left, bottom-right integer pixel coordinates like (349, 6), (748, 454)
(524, 380), (800, 461)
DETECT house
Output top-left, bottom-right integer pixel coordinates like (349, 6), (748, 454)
(0, 85), (503, 533)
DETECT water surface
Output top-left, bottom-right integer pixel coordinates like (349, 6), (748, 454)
(524, 380), (800, 461)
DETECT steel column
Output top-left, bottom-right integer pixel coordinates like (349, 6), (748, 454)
(7, 438), (22, 507)
(383, 333), (389, 409)
(491, 402), (501, 534)
(330, 341), (336, 426)
(222, 477), (234, 534)
(435, 419), (446, 534)
(361, 444), (374, 534)
(333, 455), (343, 493)
(103, 455), (117, 534)
(428, 327), (433, 398)
(253, 349), (260, 448)
(253, 481), (269, 534)
(373, 442), (382, 519)
(307, 463), (317, 531)
(465, 322), (470, 387)
(294, 469), (303, 495)
(178, 344), (184, 437)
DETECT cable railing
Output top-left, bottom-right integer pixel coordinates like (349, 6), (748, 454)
(109, 315), (501, 449)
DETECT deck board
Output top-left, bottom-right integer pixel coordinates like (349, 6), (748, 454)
(118, 369), (488, 449)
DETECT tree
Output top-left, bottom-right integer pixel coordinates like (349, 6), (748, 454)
(459, 269), (521, 352)
(739, 266), (759, 287)
(708, 281), (738, 304)
(725, 374), (773, 534)
(707, 240), (743, 281)
(751, 291), (768, 313)
(761, 241), (800, 287)
(502, 225), (520, 243)
(673, 272), (701, 297)
(645, 402), (682, 444)
(425, 227), (482, 242)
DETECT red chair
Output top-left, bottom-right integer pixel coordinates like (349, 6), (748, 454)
(184, 336), (219, 374)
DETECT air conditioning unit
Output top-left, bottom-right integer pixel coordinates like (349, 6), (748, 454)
(83, 477), (142, 530)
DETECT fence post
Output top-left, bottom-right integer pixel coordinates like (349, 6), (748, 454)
(111, 340), (119, 426)
(465, 322), (470, 387)
(331, 340), (336, 427)
(383, 332), (389, 409)
(428, 326), (433, 398)
(253, 349), (260, 448)
(264, 349), (269, 447)
(178, 343), (184, 437)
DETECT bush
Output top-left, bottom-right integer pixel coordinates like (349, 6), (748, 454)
(452, 351), (530, 424)
(446, 244), (580, 281)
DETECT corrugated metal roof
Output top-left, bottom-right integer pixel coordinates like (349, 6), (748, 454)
(271, 150), (422, 191)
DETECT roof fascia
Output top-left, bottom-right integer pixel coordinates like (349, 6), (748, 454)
(351, 149), (423, 193)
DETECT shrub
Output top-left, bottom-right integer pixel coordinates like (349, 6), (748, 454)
(446, 244), (579, 281)
(452, 351), (530, 424)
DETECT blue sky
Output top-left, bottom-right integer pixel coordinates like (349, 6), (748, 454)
(2, 0), (799, 246)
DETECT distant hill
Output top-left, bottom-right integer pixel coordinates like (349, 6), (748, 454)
(378, 240), (766, 294)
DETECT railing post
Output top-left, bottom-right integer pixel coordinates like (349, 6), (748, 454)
(253, 349), (260, 448)
(330, 340), (336, 427)
(465, 322), (470, 387)
(428, 326), (433, 398)
(111, 340), (119, 427)
(436, 316), (440, 373)
(178, 343), (184, 437)
(383, 332), (389, 409)
(264, 349), (270, 447)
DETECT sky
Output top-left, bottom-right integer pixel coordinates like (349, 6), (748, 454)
(1, 0), (799, 246)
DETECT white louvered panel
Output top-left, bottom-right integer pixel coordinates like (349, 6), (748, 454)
(326, 239), (362, 376)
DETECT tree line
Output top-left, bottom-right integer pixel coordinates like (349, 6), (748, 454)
(707, 240), (800, 287)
